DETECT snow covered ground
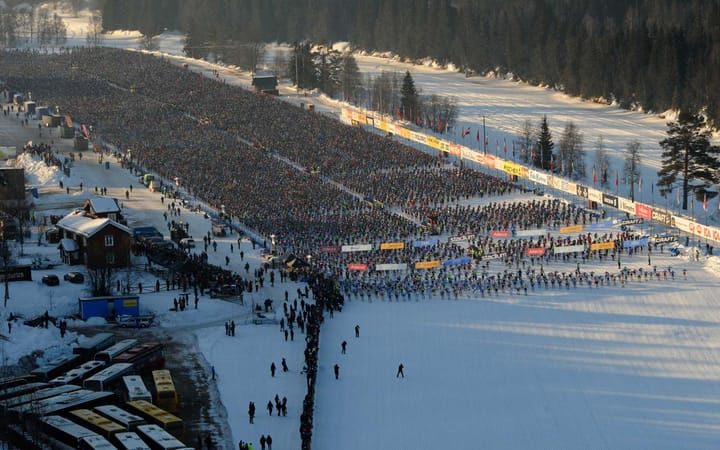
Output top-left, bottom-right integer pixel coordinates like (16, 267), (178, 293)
(1, 5), (720, 449)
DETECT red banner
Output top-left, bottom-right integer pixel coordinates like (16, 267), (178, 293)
(635, 203), (652, 220)
(319, 245), (340, 253)
(347, 263), (368, 271)
(491, 230), (510, 238)
(526, 247), (546, 256)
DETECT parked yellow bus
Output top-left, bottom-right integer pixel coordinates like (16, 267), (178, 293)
(68, 408), (125, 439)
(151, 370), (178, 413)
(125, 400), (184, 440)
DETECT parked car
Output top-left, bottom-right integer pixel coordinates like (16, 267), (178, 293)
(41, 274), (59, 286)
(64, 272), (84, 283)
(31, 257), (55, 270)
(209, 284), (240, 299)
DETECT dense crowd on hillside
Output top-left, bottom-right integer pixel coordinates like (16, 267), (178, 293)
(0, 48), (522, 248)
(0, 47), (670, 298)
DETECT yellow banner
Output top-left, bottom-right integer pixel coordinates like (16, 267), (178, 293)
(380, 242), (405, 250)
(415, 260), (440, 269)
(502, 161), (524, 177)
(123, 299), (138, 307)
(560, 225), (583, 234)
(590, 241), (615, 251)
(426, 136), (441, 150)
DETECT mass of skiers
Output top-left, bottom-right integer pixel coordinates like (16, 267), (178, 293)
(0, 46), (695, 449)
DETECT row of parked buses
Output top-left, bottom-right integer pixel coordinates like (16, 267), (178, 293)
(1, 333), (189, 450)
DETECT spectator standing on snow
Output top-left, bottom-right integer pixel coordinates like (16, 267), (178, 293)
(397, 363), (404, 378)
(260, 435), (266, 450)
(266, 401), (273, 416)
(341, 340), (347, 354)
(355, 324), (360, 337)
(281, 358), (288, 372)
(266, 435), (272, 450)
(334, 364), (339, 379)
(270, 362), (276, 377)
(248, 401), (255, 424)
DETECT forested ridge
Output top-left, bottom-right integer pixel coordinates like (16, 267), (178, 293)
(101, 0), (720, 126)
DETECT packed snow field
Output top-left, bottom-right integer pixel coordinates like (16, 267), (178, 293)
(1, 5), (720, 449)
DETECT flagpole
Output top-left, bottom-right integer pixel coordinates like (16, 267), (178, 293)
(482, 115), (487, 154)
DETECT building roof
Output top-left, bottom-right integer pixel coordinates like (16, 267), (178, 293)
(59, 238), (78, 251)
(88, 197), (120, 214)
(56, 211), (130, 238)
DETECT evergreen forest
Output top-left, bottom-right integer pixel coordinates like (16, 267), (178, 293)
(100, 0), (720, 127)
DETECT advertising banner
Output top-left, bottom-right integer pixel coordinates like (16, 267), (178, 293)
(448, 234), (476, 243)
(590, 241), (615, 251)
(515, 229), (548, 237)
(635, 203), (652, 220)
(651, 209), (673, 226)
(380, 242), (405, 250)
(528, 170), (548, 185)
(576, 185), (589, 199)
(443, 257), (472, 267)
(553, 244), (586, 254)
(415, 260), (441, 269)
(620, 218), (644, 226)
(622, 238), (649, 248)
(602, 193), (618, 208)
(560, 225), (583, 234)
(319, 245), (340, 253)
(526, 247), (546, 256)
(491, 230), (510, 238)
(341, 244), (373, 253)
(413, 239), (439, 247)
(618, 197), (635, 214)
(348, 263), (369, 271)
(375, 263), (408, 271)
(588, 188), (603, 203)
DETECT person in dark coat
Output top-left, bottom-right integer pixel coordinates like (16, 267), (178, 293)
(267, 400), (273, 416)
(266, 435), (272, 450)
(270, 362), (276, 377)
(248, 401), (255, 424)
(397, 363), (404, 378)
(341, 340), (347, 354)
(259, 435), (266, 450)
(281, 358), (288, 372)
(334, 364), (340, 379)
(355, 324), (360, 337)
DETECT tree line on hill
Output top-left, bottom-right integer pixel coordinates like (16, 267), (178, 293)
(100, 0), (720, 128)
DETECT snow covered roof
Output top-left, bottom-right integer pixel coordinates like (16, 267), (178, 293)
(56, 211), (130, 238)
(88, 197), (120, 214)
(59, 238), (78, 251)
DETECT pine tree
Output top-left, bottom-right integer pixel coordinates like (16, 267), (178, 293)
(623, 140), (642, 202)
(657, 112), (720, 210)
(558, 121), (585, 179)
(400, 71), (419, 122)
(534, 115), (554, 171)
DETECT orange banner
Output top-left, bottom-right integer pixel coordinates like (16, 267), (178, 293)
(380, 242), (405, 250)
(590, 241), (615, 251)
(414, 260), (440, 269)
(560, 225), (583, 234)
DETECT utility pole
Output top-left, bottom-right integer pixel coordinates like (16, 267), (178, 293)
(295, 44), (299, 92)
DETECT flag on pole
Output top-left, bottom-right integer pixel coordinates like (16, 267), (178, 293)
(615, 171), (619, 187)
(703, 193), (708, 211)
(503, 138), (507, 155)
(592, 165), (597, 185)
(638, 177), (642, 193)
(676, 188), (680, 206)
(651, 183), (654, 195)
(461, 127), (470, 138)
(484, 136), (488, 149)
(476, 130), (480, 143)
